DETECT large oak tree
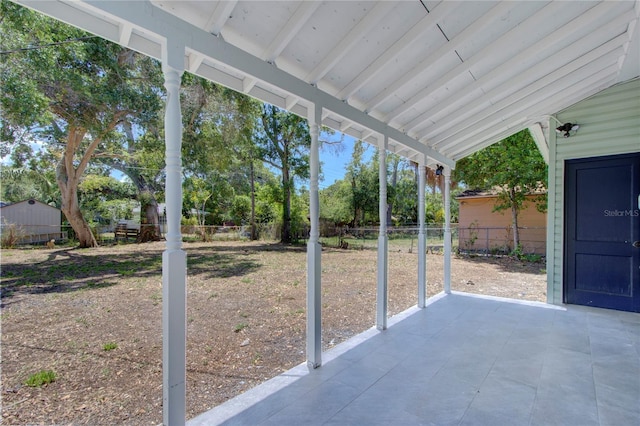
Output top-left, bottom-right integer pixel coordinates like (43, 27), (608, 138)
(1, 2), (162, 247)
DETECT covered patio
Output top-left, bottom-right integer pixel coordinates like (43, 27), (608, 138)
(190, 292), (640, 426)
(9, 1), (640, 424)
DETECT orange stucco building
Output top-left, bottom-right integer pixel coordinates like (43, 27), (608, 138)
(457, 190), (547, 255)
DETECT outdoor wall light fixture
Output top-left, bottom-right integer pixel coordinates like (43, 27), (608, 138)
(555, 122), (580, 138)
(435, 165), (444, 175)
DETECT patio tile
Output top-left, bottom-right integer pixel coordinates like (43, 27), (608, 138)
(597, 401), (640, 426)
(489, 357), (544, 388)
(459, 376), (536, 426)
(405, 376), (479, 425)
(188, 293), (639, 426)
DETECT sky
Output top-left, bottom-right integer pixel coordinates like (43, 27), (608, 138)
(318, 134), (375, 190)
(0, 130), (373, 191)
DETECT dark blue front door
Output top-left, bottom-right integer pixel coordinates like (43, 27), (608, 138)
(565, 152), (640, 312)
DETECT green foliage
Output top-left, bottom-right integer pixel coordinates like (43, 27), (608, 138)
(1, 2), (164, 247)
(454, 130), (547, 212)
(102, 342), (118, 351)
(24, 369), (57, 387)
(78, 175), (137, 223)
(234, 322), (248, 333)
(0, 164), (59, 205)
(320, 179), (352, 225)
(231, 195), (251, 224)
(256, 104), (310, 242)
(392, 167), (418, 225)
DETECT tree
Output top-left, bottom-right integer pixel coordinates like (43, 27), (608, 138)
(454, 129), (547, 250)
(1, 3), (162, 247)
(0, 145), (59, 205)
(344, 140), (379, 226)
(257, 104), (310, 243)
(78, 174), (137, 224)
(180, 75), (261, 233)
(319, 179), (352, 225)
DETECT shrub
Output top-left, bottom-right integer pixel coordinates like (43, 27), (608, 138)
(1, 223), (24, 248)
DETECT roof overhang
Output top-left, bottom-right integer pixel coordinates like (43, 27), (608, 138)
(11, 1), (640, 168)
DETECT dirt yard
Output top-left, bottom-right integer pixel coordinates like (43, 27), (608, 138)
(0, 240), (546, 425)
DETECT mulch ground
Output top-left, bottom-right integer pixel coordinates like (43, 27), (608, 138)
(0, 240), (546, 425)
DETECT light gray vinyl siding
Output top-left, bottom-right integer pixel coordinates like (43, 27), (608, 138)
(546, 78), (640, 305)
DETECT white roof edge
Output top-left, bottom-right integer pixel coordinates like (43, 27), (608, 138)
(617, 5), (640, 82)
(528, 123), (549, 164)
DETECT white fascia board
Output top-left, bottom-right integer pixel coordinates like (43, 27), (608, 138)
(528, 123), (549, 164)
(17, 0), (454, 168)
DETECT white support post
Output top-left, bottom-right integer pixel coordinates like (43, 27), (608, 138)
(376, 135), (389, 330)
(546, 118), (557, 304)
(418, 160), (427, 307)
(306, 103), (322, 369)
(162, 40), (186, 426)
(443, 167), (452, 294)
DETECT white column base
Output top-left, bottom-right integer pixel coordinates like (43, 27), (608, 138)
(306, 241), (322, 369)
(163, 248), (187, 425)
(418, 232), (427, 308)
(444, 230), (452, 294)
(376, 235), (388, 330)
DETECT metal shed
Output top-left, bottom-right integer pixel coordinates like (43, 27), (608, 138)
(0, 199), (64, 244)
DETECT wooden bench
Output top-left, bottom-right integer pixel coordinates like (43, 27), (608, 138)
(115, 223), (139, 241)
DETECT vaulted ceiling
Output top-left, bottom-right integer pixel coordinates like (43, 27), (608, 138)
(13, 1), (640, 166)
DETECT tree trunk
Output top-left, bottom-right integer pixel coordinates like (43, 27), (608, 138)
(250, 160), (257, 240)
(388, 157), (399, 226)
(351, 176), (358, 228)
(63, 202), (97, 248)
(121, 121), (162, 243)
(56, 129), (98, 248)
(281, 151), (292, 243)
(138, 189), (162, 242)
(510, 189), (520, 251)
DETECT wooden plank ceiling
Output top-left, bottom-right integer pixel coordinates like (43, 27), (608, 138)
(13, 1), (640, 164)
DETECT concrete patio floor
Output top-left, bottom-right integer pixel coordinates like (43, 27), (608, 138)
(189, 292), (640, 426)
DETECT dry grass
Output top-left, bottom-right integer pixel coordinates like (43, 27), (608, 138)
(0, 240), (546, 424)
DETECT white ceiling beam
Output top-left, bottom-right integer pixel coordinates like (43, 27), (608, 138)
(340, 122), (352, 133)
(243, 77), (257, 94)
(336, 0), (459, 101)
(118, 21), (133, 46)
(187, 52), (204, 74)
(385, 1), (559, 124)
(203, 0), (237, 36)
(361, 130), (374, 141)
(406, 1), (632, 136)
(439, 65), (618, 157)
(425, 37), (626, 146)
(364, 1), (514, 112)
(285, 96), (299, 112)
(263, 1), (321, 63)
(304, 1), (396, 85)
